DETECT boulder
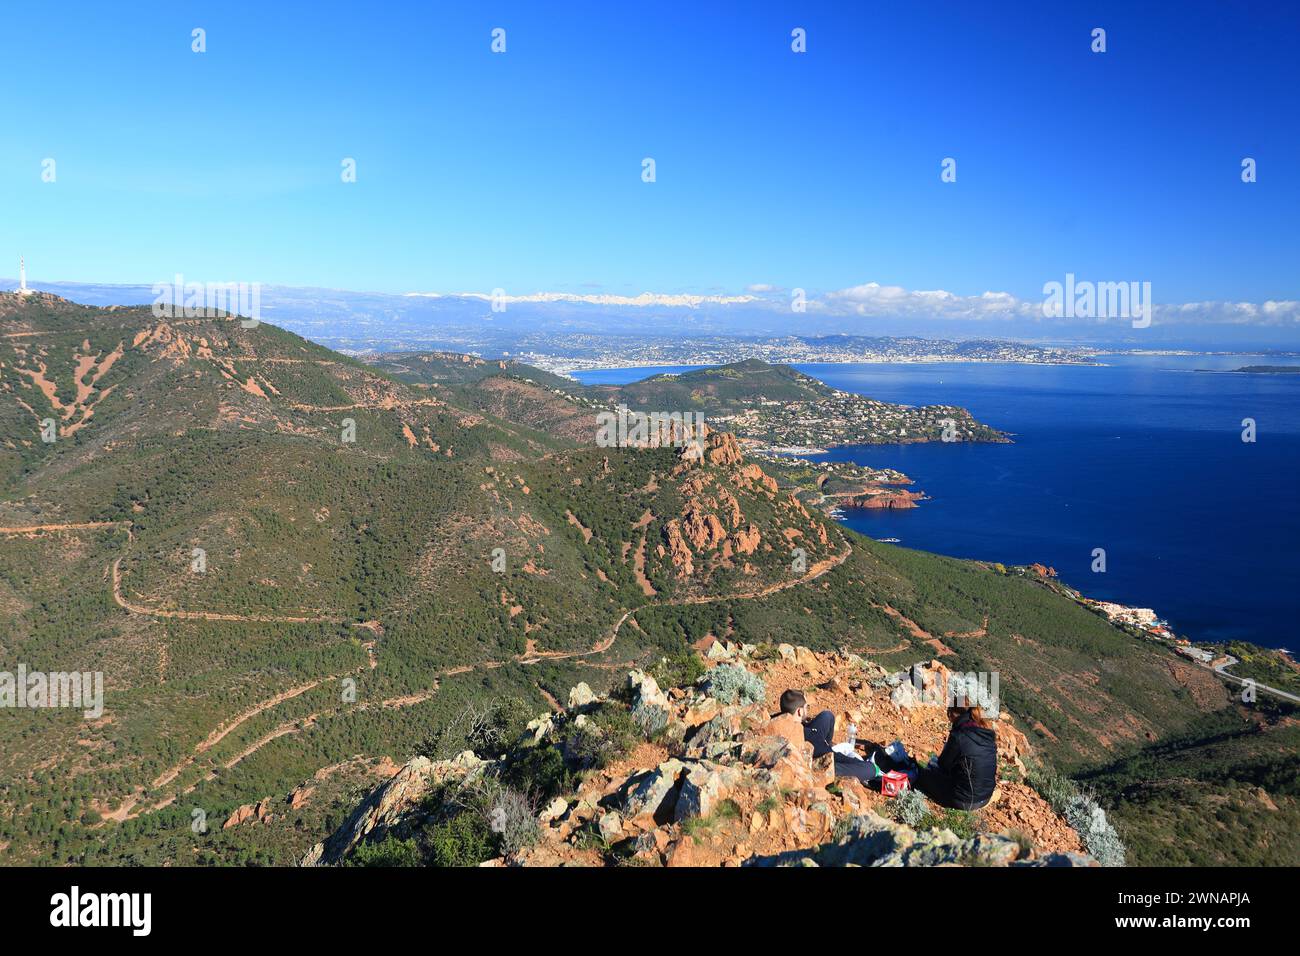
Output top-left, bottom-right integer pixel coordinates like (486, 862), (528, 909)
(539, 797), (568, 825)
(741, 735), (813, 791)
(748, 811), (1072, 868)
(223, 798), (273, 830)
(300, 751), (486, 866)
(794, 646), (820, 669)
(674, 763), (737, 822)
(707, 640), (736, 661)
(620, 759), (685, 820)
(890, 680), (918, 709)
(761, 713), (809, 757)
(598, 811), (624, 843)
(523, 715), (555, 745)
(625, 669), (670, 711)
(567, 682), (597, 709)
(683, 696), (720, 728)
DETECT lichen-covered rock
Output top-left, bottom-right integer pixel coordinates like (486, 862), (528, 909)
(625, 669), (670, 712)
(619, 759), (686, 820)
(567, 682), (597, 709)
(598, 811), (624, 843)
(749, 812), (1042, 868)
(674, 763), (738, 822)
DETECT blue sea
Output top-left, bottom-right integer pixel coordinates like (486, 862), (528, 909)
(575, 356), (1300, 649)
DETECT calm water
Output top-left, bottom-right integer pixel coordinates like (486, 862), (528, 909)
(575, 356), (1300, 648)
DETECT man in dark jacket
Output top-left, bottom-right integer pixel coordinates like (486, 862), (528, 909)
(915, 705), (997, 810)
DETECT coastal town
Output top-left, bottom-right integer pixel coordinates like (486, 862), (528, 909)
(510, 334), (1096, 376)
(715, 389), (1007, 451)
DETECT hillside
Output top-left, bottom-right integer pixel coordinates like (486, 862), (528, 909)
(302, 647), (1098, 868)
(365, 353), (1007, 448)
(0, 292), (1293, 867)
(602, 359), (835, 411)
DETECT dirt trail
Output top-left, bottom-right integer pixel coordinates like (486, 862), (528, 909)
(285, 398), (444, 413)
(91, 525), (853, 826)
(148, 679), (329, 791)
(610, 531), (853, 640)
(111, 557), (339, 624)
(219, 687), (440, 773)
(0, 521), (127, 535)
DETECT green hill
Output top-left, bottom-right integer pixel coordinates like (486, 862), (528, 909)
(0, 294), (1292, 867)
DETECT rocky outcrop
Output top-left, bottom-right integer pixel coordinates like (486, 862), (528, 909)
(704, 432), (743, 468)
(223, 798), (275, 829)
(750, 812), (1092, 867)
(848, 489), (923, 509)
(310, 642), (1093, 868)
(300, 751), (487, 866)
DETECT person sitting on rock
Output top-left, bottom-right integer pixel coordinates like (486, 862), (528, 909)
(775, 689), (878, 785)
(913, 696), (997, 810)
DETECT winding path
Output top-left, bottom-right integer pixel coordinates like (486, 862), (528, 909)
(7, 519), (854, 824)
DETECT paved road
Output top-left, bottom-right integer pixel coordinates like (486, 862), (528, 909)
(1206, 655), (1300, 705)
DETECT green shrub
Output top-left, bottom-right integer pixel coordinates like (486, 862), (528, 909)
(565, 703), (640, 770)
(934, 808), (979, 840)
(1027, 763), (1126, 866)
(652, 649), (705, 689)
(426, 811), (494, 867)
(889, 787), (931, 828)
(347, 835), (421, 867)
(501, 744), (574, 801)
(700, 664), (766, 705)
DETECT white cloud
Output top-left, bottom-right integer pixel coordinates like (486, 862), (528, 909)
(812, 281), (1300, 326)
(404, 290), (757, 308)
(401, 281), (1300, 327)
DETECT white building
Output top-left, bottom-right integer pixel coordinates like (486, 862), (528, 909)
(17, 256), (34, 296)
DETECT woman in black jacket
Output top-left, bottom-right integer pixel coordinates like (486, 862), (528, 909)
(914, 704), (998, 810)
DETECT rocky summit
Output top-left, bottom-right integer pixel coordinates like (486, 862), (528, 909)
(303, 643), (1094, 867)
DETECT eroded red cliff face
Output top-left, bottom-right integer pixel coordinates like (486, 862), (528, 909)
(847, 488), (923, 510)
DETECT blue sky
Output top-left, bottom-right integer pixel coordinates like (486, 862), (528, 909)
(1, 0), (1297, 311)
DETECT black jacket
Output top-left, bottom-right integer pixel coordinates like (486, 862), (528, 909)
(936, 721), (997, 809)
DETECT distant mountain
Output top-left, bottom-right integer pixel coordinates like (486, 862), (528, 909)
(0, 292), (1293, 867)
(8, 278), (1295, 352)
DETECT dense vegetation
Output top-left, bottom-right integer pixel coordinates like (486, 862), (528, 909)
(0, 295), (1293, 867)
